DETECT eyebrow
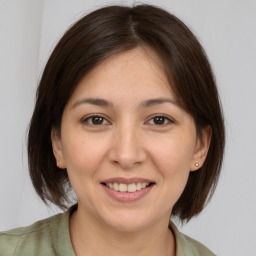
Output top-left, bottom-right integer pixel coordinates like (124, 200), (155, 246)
(72, 98), (114, 109)
(72, 97), (178, 109)
(139, 97), (178, 108)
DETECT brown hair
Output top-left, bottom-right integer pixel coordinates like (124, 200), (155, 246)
(28, 4), (225, 222)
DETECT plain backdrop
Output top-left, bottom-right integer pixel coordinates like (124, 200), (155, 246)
(0, 0), (255, 255)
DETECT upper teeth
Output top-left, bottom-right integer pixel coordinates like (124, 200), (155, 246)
(106, 182), (150, 192)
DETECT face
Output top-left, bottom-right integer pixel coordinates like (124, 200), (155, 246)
(52, 47), (211, 232)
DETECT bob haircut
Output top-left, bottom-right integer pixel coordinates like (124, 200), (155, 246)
(28, 4), (225, 222)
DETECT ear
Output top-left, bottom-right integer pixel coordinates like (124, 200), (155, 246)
(190, 125), (212, 171)
(51, 128), (66, 169)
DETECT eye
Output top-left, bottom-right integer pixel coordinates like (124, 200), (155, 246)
(147, 115), (173, 126)
(82, 115), (110, 126)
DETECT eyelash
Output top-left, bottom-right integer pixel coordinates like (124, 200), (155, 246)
(82, 115), (110, 126)
(147, 115), (173, 126)
(82, 115), (174, 127)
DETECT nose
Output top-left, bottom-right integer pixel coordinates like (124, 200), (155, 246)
(108, 122), (147, 170)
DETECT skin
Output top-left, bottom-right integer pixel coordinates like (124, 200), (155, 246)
(52, 47), (211, 256)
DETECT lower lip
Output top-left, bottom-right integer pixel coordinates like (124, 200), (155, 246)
(101, 184), (154, 202)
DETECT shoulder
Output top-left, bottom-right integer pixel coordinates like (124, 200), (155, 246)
(0, 212), (63, 256)
(170, 222), (216, 256)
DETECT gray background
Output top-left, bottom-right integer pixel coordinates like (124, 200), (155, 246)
(0, 0), (255, 255)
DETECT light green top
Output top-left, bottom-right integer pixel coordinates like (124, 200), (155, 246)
(0, 205), (215, 256)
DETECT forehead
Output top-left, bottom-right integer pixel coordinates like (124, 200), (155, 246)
(67, 47), (176, 106)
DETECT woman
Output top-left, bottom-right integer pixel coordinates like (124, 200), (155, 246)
(0, 4), (225, 255)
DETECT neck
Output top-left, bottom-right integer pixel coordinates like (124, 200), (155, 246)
(69, 206), (175, 256)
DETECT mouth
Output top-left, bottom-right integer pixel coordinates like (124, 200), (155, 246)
(101, 179), (155, 202)
(101, 182), (155, 193)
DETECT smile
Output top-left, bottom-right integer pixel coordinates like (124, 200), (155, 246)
(104, 182), (151, 192)
(101, 178), (155, 202)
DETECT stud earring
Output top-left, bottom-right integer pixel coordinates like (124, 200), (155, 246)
(195, 163), (199, 167)
(57, 161), (62, 166)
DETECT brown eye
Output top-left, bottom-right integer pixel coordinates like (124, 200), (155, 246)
(91, 116), (104, 125)
(148, 116), (173, 126)
(83, 115), (109, 125)
(153, 116), (165, 125)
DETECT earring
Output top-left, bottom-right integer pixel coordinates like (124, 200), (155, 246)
(195, 163), (199, 167)
(57, 161), (62, 166)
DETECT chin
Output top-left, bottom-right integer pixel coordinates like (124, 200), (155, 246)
(99, 210), (157, 233)
(107, 220), (149, 233)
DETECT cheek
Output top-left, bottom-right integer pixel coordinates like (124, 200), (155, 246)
(149, 136), (195, 195)
(150, 136), (194, 173)
(61, 134), (109, 201)
(61, 132), (108, 177)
